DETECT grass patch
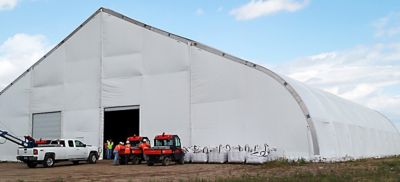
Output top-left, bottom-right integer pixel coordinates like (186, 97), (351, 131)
(187, 157), (400, 182)
(53, 177), (64, 182)
(261, 158), (309, 169)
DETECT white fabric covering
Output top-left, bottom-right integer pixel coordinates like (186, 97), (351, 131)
(0, 8), (399, 161)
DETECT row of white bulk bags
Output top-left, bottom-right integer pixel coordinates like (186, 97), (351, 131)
(183, 144), (284, 164)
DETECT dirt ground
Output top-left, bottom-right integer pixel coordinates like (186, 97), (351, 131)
(0, 160), (260, 182)
(1, 157), (400, 182)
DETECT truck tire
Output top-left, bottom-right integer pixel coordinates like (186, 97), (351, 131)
(88, 152), (97, 164)
(177, 156), (184, 165)
(43, 155), (55, 168)
(147, 161), (154, 166)
(132, 156), (138, 165)
(162, 157), (170, 166)
(119, 157), (125, 165)
(27, 162), (37, 168)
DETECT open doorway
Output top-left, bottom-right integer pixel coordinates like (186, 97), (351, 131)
(103, 106), (139, 158)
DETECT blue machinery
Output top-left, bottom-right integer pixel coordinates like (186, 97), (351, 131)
(0, 129), (36, 148)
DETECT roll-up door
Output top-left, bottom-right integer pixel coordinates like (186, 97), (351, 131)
(32, 112), (61, 139)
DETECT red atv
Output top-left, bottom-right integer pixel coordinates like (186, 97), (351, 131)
(118, 135), (150, 165)
(144, 133), (185, 166)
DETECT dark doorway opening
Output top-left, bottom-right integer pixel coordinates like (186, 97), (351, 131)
(103, 107), (139, 158)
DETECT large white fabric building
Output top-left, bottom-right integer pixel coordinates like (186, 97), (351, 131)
(1, 8), (399, 161)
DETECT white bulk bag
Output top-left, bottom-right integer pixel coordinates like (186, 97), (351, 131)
(227, 145), (248, 163)
(245, 153), (269, 164)
(268, 147), (284, 161)
(191, 147), (208, 163)
(183, 147), (193, 163)
(208, 145), (228, 163)
(245, 145), (267, 164)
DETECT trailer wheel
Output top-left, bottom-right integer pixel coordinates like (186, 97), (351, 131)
(43, 155), (55, 168)
(162, 157), (170, 166)
(88, 153), (97, 164)
(27, 162), (37, 168)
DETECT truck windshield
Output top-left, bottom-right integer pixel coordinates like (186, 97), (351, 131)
(75, 140), (85, 147)
(130, 141), (140, 146)
(154, 139), (173, 146)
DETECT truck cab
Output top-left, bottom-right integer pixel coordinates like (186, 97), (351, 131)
(17, 139), (99, 168)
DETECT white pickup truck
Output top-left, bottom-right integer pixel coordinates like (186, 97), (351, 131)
(16, 139), (99, 168)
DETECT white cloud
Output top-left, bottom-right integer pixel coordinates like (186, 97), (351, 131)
(373, 12), (400, 37)
(273, 12), (400, 124)
(0, 33), (51, 89)
(0, 0), (18, 10)
(195, 8), (204, 16)
(275, 43), (400, 123)
(230, 0), (309, 20)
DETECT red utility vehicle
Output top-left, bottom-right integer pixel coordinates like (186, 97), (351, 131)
(144, 133), (184, 166)
(118, 135), (150, 165)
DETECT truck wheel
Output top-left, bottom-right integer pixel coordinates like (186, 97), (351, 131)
(43, 155), (55, 168)
(177, 156), (184, 165)
(72, 161), (79, 165)
(27, 162), (37, 168)
(132, 156), (140, 165)
(88, 153), (97, 164)
(162, 157), (170, 166)
(119, 157), (125, 165)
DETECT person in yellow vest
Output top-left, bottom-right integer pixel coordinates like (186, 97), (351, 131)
(124, 141), (131, 164)
(106, 139), (114, 160)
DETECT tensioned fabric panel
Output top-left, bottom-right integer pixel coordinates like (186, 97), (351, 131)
(31, 46), (65, 113)
(139, 72), (190, 146)
(31, 13), (102, 113)
(62, 109), (100, 146)
(101, 13), (145, 107)
(63, 13), (101, 111)
(189, 46), (312, 158)
(0, 75), (31, 161)
(101, 13), (191, 145)
(29, 13), (102, 146)
(284, 76), (400, 158)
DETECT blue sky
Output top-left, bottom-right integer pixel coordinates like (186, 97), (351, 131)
(0, 0), (399, 125)
(1, 0), (399, 63)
